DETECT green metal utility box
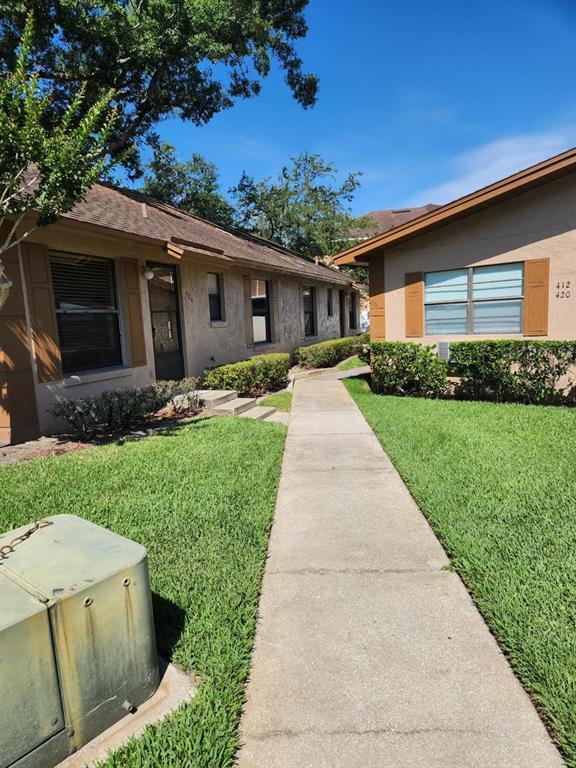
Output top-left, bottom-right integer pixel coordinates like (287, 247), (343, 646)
(0, 515), (159, 767)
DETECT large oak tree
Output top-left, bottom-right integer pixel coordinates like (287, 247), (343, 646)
(0, 1), (318, 174)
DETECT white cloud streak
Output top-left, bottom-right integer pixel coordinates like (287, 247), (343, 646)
(407, 130), (576, 205)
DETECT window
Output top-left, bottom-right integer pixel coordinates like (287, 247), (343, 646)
(251, 279), (271, 343)
(349, 292), (358, 330)
(208, 272), (224, 322)
(327, 288), (334, 317)
(424, 263), (523, 335)
(51, 253), (122, 374)
(303, 286), (316, 336)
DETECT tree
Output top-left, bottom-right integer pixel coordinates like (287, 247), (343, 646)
(140, 137), (235, 227)
(0, 13), (117, 266)
(231, 152), (372, 263)
(0, 1), (318, 174)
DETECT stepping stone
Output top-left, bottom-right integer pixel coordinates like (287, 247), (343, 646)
(213, 397), (258, 416)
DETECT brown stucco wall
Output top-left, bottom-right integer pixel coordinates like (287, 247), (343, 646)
(3, 218), (355, 440)
(377, 173), (576, 343)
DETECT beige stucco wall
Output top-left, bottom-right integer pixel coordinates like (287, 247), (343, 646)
(20, 220), (354, 435)
(382, 173), (576, 343)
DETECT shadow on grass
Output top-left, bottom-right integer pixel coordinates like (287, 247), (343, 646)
(152, 592), (187, 661)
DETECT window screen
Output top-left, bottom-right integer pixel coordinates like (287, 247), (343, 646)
(251, 279), (271, 343)
(51, 253), (122, 374)
(349, 292), (358, 330)
(303, 287), (316, 336)
(208, 272), (223, 322)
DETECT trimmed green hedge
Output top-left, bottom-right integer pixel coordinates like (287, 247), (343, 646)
(449, 340), (576, 404)
(203, 353), (290, 397)
(371, 342), (449, 398)
(295, 332), (369, 368)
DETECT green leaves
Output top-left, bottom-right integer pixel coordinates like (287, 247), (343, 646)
(0, 1), (318, 170)
(0, 12), (118, 255)
(141, 136), (236, 226)
(370, 341), (450, 398)
(203, 353), (290, 396)
(296, 333), (369, 368)
(230, 152), (371, 261)
(449, 340), (576, 405)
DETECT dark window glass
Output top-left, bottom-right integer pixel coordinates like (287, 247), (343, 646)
(251, 279), (271, 343)
(327, 288), (334, 317)
(303, 286), (316, 336)
(349, 292), (358, 329)
(51, 253), (122, 374)
(208, 272), (223, 322)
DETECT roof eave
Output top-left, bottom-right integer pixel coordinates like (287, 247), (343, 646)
(333, 145), (576, 266)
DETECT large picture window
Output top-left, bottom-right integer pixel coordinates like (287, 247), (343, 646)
(251, 278), (271, 343)
(303, 286), (316, 336)
(51, 253), (122, 374)
(424, 263), (524, 335)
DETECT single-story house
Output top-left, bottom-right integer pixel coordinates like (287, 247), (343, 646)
(1, 184), (359, 445)
(334, 147), (576, 344)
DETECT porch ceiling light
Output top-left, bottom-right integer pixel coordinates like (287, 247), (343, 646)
(143, 267), (155, 281)
(0, 261), (12, 311)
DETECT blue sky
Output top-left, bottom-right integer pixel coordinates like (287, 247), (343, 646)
(152, 0), (576, 216)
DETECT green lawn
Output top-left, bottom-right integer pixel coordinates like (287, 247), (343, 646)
(0, 417), (286, 768)
(345, 377), (576, 766)
(260, 390), (293, 411)
(337, 354), (365, 370)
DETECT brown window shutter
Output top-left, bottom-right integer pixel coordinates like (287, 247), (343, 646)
(405, 272), (424, 338)
(120, 258), (147, 366)
(243, 276), (254, 348)
(22, 243), (63, 382)
(523, 258), (549, 337)
(270, 280), (281, 343)
(369, 257), (386, 340)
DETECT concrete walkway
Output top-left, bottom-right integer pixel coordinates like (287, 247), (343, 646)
(237, 376), (564, 768)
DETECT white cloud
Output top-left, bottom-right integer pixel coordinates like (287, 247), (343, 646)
(407, 130), (576, 205)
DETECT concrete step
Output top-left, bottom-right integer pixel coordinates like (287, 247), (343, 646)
(263, 411), (290, 425)
(198, 390), (238, 407)
(238, 406), (277, 421)
(213, 397), (258, 416)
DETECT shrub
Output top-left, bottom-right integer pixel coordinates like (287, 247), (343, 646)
(154, 377), (203, 414)
(450, 340), (576, 405)
(203, 353), (290, 397)
(296, 332), (369, 368)
(370, 342), (449, 398)
(52, 378), (203, 440)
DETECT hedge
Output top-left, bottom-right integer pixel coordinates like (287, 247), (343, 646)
(51, 378), (202, 440)
(371, 342), (449, 398)
(295, 332), (369, 368)
(203, 353), (290, 397)
(449, 340), (576, 405)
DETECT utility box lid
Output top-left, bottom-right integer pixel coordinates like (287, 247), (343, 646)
(0, 515), (159, 768)
(0, 514), (147, 601)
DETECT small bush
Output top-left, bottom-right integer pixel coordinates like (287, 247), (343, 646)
(52, 378), (203, 440)
(154, 377), (203, 414)
(450, 340), (576, 405)
(203, 353), (290, 397)
(371, 342), (449, 398)
(296, 332), (368, 368)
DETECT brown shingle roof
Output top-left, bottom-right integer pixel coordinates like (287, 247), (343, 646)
(63, 184), (353, 285)
(350, 204), (439, 238)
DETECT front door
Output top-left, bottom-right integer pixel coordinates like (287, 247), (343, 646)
(339, 290), (347, 337)
(147, 264), (185, 381)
